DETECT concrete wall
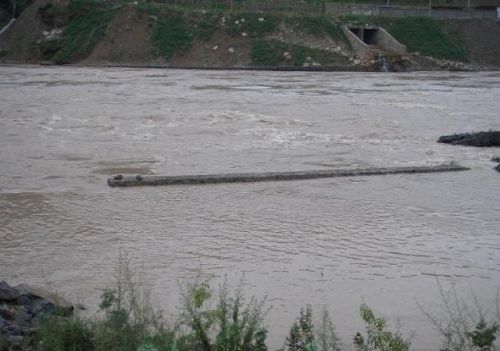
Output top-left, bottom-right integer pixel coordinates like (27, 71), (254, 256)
(344, 26), (406, 54)
(342, 26), (370, 57)
(374, 27), (407, 52)
(325, 2), (496, 18)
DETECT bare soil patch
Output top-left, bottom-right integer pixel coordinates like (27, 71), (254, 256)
(0, 0), (49, 61)
(84, 5), (152, 65)
(171, 29), (253, 67)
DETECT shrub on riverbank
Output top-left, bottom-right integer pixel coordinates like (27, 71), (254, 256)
(34, 259), (270, 351)
(1, 257), (492, 350)
(31, 281), (500, 351)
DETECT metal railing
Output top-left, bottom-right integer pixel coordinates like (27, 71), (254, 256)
(147, 0), (498, 17)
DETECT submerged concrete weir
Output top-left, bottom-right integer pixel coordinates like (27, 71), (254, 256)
(107, 164), (469, 187)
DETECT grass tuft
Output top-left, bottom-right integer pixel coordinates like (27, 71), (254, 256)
(150, 7), (220, 60)
(226, 13), (280, 38)
(251, 40), (287, 65)
(251, 40), (349, 67)
(152, 14), (193, 60)
(286, 16), (348, 44)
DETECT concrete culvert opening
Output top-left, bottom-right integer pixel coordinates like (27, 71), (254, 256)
(363, 28), (378, 45)
(343, 25), (407, 55)
(348, 26), (380, 45)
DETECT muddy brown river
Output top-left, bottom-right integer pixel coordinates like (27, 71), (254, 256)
(1, 66), (500, 350)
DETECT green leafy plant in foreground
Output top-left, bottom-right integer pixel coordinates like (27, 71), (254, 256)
(287, 305), (315, 351)
(419, 283), (500, 351)
(467, 319), (499, 350)
(181, 279), (269, 351)
(36, 255), (500, 351)
(286, 306), (341, 351)
(36, 315), (94, 351)
(317, 309), (342, 351)
(355, 304), (410, 351)
(36, 253), (176, 351)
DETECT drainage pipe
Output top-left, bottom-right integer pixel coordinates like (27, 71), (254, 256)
(0, 18), (15, 36)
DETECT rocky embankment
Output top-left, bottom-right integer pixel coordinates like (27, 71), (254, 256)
(492, 156), (500, 173)
(0, 281), (76, 351)
(438, 131), (500, 173)
(438, 131), (500, 147)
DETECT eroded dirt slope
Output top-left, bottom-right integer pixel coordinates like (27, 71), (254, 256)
(443, 19), (500, 67)
(0, 0), (49, 61)
(83, 5), (152, 65)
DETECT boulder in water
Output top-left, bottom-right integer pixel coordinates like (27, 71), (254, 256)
(438, 131), (500, 147)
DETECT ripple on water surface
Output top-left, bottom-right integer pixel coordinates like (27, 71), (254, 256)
(0, 67), (500, 349)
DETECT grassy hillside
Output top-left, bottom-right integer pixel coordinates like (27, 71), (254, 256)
(145, 5), (350, 66)
(29, 0), (351, 67)
(37, 0), (114, 63)
(3, 0), (495, 68)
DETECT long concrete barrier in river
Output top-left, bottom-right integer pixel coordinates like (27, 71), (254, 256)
(107, 164), (469, 187)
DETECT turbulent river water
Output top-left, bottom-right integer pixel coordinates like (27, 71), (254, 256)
(1, 66), (500, 350)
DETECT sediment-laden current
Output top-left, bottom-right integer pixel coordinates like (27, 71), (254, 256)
(1, 66), (500, 349)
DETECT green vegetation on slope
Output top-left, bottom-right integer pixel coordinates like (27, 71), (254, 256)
(31, 0), (471, 66)
(147, 5), (350, 66)
(249, 15), (349, 67)
(286, 15), (347, 43)
(294, 44), (348, 66)
(151, 13), (193, 59)
(143, 4), (220, 59)
(251, 40), (287, 65)
(251, 40), (350, 67)
(225, 12), (280, 38)
(342, 15), (466, 61)
(39, 0), (113, 64)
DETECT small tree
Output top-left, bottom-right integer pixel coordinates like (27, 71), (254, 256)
(356, 304), (410, 351)
(286, 305), (315, 351)
(466, 319), (499, 350)
(181, 280), (269, 351)
(317, 309), (342, 351)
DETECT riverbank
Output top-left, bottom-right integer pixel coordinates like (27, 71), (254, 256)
(1, 0), (499, 71)
(1, 275), (499, 351)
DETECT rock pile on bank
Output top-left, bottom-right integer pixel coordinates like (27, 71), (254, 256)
(492, 156), (500, 173)
(0, 281), (74, 351)
(438, 131), (500, 147)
